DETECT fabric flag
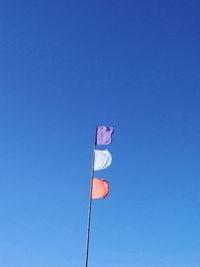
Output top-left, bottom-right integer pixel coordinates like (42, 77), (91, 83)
(94, 149), (112, 171)
(96, 126), (114, 145)
(92, 178), (109, 199)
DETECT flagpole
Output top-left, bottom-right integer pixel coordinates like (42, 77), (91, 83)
(85, 127), (97, 267)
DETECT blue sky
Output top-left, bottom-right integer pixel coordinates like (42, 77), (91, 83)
(0, 0), (200, 266)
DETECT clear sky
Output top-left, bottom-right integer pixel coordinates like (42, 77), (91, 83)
(0, 0), (200, 266)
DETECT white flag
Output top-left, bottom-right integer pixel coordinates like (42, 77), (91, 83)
(94, 149), (112, 171)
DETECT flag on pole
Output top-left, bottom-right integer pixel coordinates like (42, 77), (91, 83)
(96, 126), (114, 145)
(94, 149), (112, 171)
(84, 127), (115, 267)
(92, 178), (109, 199)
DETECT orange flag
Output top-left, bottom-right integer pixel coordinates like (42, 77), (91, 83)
(92, 178), (109, 199)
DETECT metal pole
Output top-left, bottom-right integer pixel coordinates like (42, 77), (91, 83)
(84, 127), (97, 267)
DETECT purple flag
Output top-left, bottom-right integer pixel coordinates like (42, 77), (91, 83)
(96, 126), (114, 145)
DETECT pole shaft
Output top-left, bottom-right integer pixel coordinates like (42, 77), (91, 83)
(85, 128), (97, 267)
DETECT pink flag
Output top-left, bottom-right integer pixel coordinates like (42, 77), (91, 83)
(92, 178), (109, 199)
